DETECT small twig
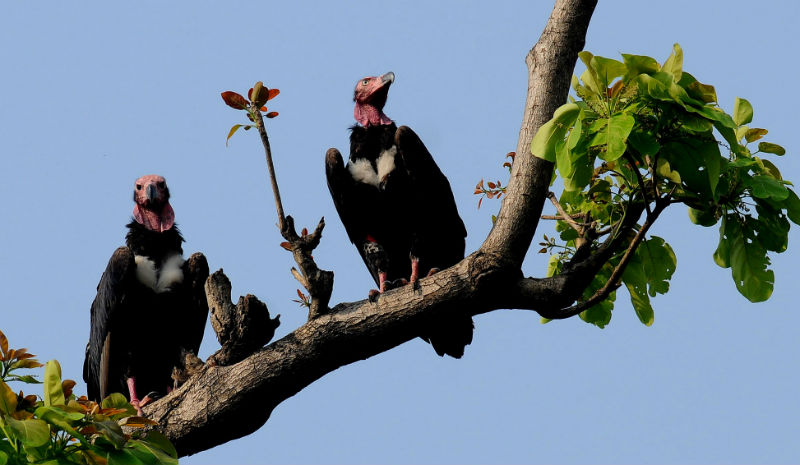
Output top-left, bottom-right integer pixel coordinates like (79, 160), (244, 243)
(540, 213), (588, 221)
(252, 106), (287, 233)
(547, 191), (583, 234)
(624, 152), (652, 216)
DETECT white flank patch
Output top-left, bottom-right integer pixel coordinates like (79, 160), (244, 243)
(134, 255), (158, 290)
(348, 158), (379, 186)
(134, 254), (185, 293)
(376, 146), (397, 182)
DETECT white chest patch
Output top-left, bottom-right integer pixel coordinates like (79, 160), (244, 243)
(347, 146), (397, 187)
(134, 254), (185, 293)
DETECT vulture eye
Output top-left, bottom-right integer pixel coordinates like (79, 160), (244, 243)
(362, 79), (369, 86)
(136, 184), (142, 190)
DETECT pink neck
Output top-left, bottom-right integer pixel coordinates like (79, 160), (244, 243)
(354, 103), (393, 127)
(133, 202), (175, 232)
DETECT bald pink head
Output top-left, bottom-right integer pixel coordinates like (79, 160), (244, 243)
(353, 71), (395, 127)
(132, 174), (175, 232)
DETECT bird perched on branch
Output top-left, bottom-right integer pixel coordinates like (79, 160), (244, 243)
(83, 175), (209, 414)
(325, 72), (473, 358)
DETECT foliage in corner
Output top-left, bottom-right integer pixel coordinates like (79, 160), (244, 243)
(529, 44), (792, 326)
(0, 329), (178, 465)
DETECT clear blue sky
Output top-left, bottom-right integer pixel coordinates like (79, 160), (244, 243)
(2, 1), (799, 463)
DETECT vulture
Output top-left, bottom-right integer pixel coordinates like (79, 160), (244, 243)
(325, 71), (474, 358)
(83, 175), (208, 413)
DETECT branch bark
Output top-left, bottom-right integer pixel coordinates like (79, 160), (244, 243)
(141, 0), (600, 456)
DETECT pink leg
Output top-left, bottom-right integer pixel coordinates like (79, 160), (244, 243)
(410, 257), (421, 290)
(378, 271), (388, 293)
(127, 377), (144, 416)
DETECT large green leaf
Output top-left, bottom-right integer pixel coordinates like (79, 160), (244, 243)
(733, 97), (753, 126)
(5, 416), (50, 447)
(621, 53), (659, 82)
(578, 51), (603, 94)
(661, 138), (721, 200)
(591, 55), (626, 88)
(531, 103), (581, 163)
(661, 43), (684, 80)
(782, 189), (800, 225)
(748, 175), (789, 201)
(35, 406), (85, 441)
(758, 142), (786, 155)
(722, 215), (774, 302)
(43, 360), (64, 407)
(599, 113), (635, 161)
(753, 204), (789, 253)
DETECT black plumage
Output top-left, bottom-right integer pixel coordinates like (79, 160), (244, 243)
(83, 175), (208, 411)
(326, 72), (473, 358)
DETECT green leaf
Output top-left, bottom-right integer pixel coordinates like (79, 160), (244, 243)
(661, 43), (684, 80)
(744, 128), (768, 143)
(5, 416), (50, 447)
(95, 419), (127, 449)
(713, 216), (731, 268)
(688, 207), (717, 226)
(6, 375), (41, 384)
(531, 103), (581, 162)
(578, 51), (603, 94)
(628, 130), (660, 158)
(685, 80), (717, 104)
(782, 189), (800, 225)
(0, 381), (17, 415)
(226, 124), (244, 147)
(753, 204), (789, 253)
(599, 113), (635, 161)
(0, 450), (8, 465)
(102, 393), (137, 418)
(621, 53), (659, 81)
(733, 97), (753, 126)
(142, 431), (178, 459)
(107, 448), (145, 465)
(35, 406), (85, 441)
(546, 254), (562, 278)
(656, 158), (681, 184)
(43, 360), (64, 407)
(722, 215), (774, 302)
(591, 56), (626, 88)
(662, 138), (721, 200)
(748, 175), (789, 201)
(757, 142), (786, 155)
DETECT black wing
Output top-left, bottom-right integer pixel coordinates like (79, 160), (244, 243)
(395, 125), (467, 271)
(83, 247), (136, 401)
(394, 125), (473, 358)
(178, 252), (209, 355)
(326, 147), (385, 284)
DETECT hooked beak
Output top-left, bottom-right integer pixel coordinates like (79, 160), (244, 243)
(146, 183), (158, 203)
(381, 72), (395, 85)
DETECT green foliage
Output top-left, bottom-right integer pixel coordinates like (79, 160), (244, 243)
(0, 329), (178, 465)
(531, 44), (793, 326)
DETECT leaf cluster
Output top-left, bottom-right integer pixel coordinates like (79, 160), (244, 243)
(531, 44), (794, 326)
(0, 329), (178, 465)
(221, 81), (280, 146)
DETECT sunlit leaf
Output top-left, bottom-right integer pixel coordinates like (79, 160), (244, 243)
(531, 103), (581, 162)
(0, 330), (7, 357)
(226, 124), (244, 147)
(221, 91), (249, 110)
(5, 416), (50, 447)
(0, 380), (17, 414)
(744, 128), (768, 143)
(758, 142), (785, 155)
(43, 360), (65, 406)
(733, 97), (753, 126)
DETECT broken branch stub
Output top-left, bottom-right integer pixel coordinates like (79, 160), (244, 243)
(205, 269), (280, 366)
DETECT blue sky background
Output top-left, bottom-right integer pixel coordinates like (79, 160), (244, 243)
(2, 1), (799, 463)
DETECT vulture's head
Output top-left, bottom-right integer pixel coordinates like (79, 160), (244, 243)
(132, 174), (175, 232)
(353, 71), (395, 127)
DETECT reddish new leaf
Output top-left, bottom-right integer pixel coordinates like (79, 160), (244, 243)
(221, 91), (249, 110)
(266, 111), (279, 118)
(477, 197), (483, 209)
(267, 88), (280, 101)
(280, 242), (292, 251)
(301, 227), (308, 236)
(487, 181), (496, 189)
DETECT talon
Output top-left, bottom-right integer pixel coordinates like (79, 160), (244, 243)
(426, 267), (440, 277)
(368, 289), (380, 302)
(130, 399), (144, 416)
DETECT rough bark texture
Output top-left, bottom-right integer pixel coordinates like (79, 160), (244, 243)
(141, 0), (601, 456)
